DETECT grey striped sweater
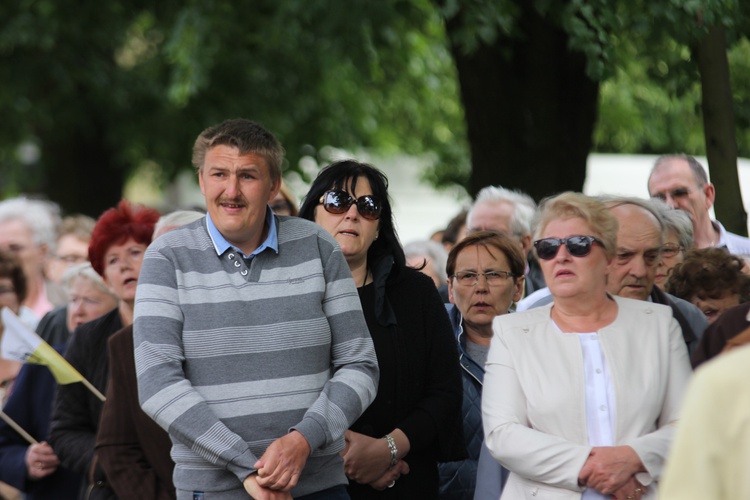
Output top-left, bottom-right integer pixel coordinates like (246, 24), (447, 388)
(133, 216), (378, 496)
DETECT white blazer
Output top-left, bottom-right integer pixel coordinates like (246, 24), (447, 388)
(482, 296), (692, 499)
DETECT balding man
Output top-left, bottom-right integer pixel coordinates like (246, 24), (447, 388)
(518, 196), (706, 355)
(648, 154), (750, 255)
(466, 185), (545, 296)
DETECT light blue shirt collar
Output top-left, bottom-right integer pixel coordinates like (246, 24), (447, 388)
(205, 208), (278, 258)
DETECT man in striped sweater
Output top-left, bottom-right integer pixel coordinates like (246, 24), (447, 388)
(133, 119), (379, 500)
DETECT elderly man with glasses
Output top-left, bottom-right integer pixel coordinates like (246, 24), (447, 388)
(647, 154), (750, 256)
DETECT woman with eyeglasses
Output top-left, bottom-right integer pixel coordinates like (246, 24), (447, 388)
(654, 207), (693, 291)
(299, 160), (464, 499)
(437, 231), (525, 500)
(482, 192), (691, 500)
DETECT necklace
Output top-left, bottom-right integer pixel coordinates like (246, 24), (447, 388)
(361, 268), (369, 287)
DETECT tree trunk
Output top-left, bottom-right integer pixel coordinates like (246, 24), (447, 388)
(38, 121), (126, 218)
(444, 4), (600, 201)
(695, 24), (746, 235)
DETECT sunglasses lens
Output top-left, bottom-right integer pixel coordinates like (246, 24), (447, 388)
(566, 236), (593, 257)
(324, 191), (351, 214)
(356, 196), (382, 220)
(535, 239), (561, 260)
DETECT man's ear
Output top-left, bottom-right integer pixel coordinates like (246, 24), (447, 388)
(703, 183), (716, 210)
(513, 275), (525, 303)
(268, 178), (281, 203)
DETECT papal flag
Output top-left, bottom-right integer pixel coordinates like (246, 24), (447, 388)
(0, 307), (84, 385)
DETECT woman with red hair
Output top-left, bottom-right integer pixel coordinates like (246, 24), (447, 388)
(49, 200), (159, 500)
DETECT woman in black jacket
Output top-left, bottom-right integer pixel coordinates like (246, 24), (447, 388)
(49, 200), (159, 500)
(300, 160), (464, 499)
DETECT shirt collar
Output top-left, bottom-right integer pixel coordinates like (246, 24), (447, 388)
(205, 208), (278, 258)
(713, 220), (730, 248)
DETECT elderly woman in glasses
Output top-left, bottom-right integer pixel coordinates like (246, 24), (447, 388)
(653, 206), (693, 291)
(437, 231), (525, 500)
(482, 192), (691, 500)
(300, 160), (464, 499)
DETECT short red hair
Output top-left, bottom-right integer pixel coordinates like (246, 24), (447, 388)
(88, 200), (160, 277)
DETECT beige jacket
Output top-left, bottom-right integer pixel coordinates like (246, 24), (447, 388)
(482, 296), (692, 499)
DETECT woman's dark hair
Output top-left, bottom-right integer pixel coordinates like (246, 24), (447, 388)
(666, 247), (750, 303)
(299, 160), (405, 270)
(0, 249), (27, 305)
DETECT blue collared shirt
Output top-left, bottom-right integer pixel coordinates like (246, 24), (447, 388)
(205, 207), (279, 259)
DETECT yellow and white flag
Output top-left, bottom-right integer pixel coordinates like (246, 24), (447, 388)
(0, 307), (83, 385)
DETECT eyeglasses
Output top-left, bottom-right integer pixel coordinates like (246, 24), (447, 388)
(534, 235), (604, 260)
(661, 243), (684, 258)
(55, 254), (88, 265)
(319, 190), (382, 221)
(651, 187), (692, 202)
(450, 271), (516, 287)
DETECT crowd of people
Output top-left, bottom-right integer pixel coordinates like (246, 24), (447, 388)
(0, 119), (748, 500)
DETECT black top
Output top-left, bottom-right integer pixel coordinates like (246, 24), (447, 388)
(36, 305), (71, 347)
(348, 264), (464, 499)
(49, 307), (123, 500)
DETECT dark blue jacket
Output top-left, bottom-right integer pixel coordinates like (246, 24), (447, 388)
(438, 304), (507, 499)
(0, 344), (83, 499)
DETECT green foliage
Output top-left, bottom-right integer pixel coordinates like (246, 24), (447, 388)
(0, 0), (468, 206)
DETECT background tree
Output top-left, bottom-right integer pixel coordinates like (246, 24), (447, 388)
(1, 0), (749, 234)
(0, 0), (465, 216)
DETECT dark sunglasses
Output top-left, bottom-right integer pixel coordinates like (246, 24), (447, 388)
(533, 235), (604, 260)
(319, 190), (382, 220)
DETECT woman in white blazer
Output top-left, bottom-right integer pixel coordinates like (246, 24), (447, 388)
(482, 192), (692, 500)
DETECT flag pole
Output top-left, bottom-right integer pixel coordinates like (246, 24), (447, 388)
(81, 378), (106, 402)
(0, 410), (38, 445)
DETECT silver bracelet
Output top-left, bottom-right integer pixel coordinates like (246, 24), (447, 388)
(384, 434), (398, 467)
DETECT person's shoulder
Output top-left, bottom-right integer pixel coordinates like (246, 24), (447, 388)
(695, 343), (750, 385)
(71, 308), (120, 340)
(150, 218), (208, 249)
(108, 324), (134, 348)
(712, 301), (750, 329)
(277, 216), (337, 244)
(494, 303), (551, 331)
(614, 295), (674, 319)
(516, 287), (552, 311)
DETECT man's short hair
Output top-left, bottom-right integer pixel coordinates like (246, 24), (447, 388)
(0, 196), (60, 248)
(192, 118), (284, 182)
(652, 154), (709, 186)
(598, 195), (666, 237)
(468, 186), (537, 236)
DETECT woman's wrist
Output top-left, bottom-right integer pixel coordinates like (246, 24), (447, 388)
(383, 434), (398, 468)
